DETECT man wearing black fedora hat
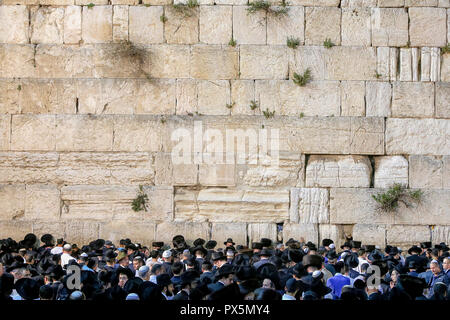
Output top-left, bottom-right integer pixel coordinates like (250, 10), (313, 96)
(172, 270), (199, 300)
(405, 245), (428, 274)
(207, 264), (234, 293)
(253, 249), (274, 269)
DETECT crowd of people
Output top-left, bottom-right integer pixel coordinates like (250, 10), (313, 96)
(0, 232), (449, 301)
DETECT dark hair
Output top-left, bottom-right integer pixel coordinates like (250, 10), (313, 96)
(39, 285), (54, 300)
(172, 262), (184, 275)
(360, 263), (370, 273)
(151, 264), (163, 274)
(354, 279), (366, 290)
(86, 257), (98, 269)
(150, 250), (159, 259)
(24, 251), (36, 263)
(202, 261), (212, 271)
(334, 261), (344, 273)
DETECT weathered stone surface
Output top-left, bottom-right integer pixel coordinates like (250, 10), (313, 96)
(374, 156), (409, 188)
(11, 115), (56, 151)
(0, 115), (10, 151)
(326, 47), (377, 80)
(387, 225), (431, 247)
(341, 0), (377, 6)
(0, 6), (29, 44)
(232, 6), (266, 45)
(409, 7), (447, 47)
(409, 155), (445, 189)
(191, 45), (238, 80)
(350, 117), (385, 154)
(30, 7), (64, 44)
(199, 164), (235, 186)
(0, 184), (25, 220)
(248, 223), (278, 243)
(378, 0), (404, 6)
(156, 221), (210, 244)
(391, 82), (434, 118)
(240, 46), (288, 80)
(291, 0), (340, 5)
(231, 80), (256, 115)
(0, 152), (59, 183)
(176, 79), (198, 115)
(32, 221), (66, 241)
(442, 54), (450, 82)
(306, 155), (372, 188)
(82, 5), (112, 43)
(341, 8), (371, 46)
(371, 8), (409, 47)
(267, 6), (304, 45)
(290, 188), (329, 223)
(113, 5), (128, 42)
(113, 116), (162, 152)
(399, 48), (416, 82)
(145, 45), (190, 78)
(366, 81), (392, 117)
(305, 7), (341, 46)
(318, 224), (341, 247)
(0, 45), (36, 78)
(0, 221), (32, 240)
(386, 119), (449, 155)
(377, 47), (390, 81)
(165, 6), (199, 44)
(405, 0), (437, 5)
(340, 81), (365, 116)
(432, 226), (450, 245)
(352, 224), (386, 247)
(129, 6), (163, 44)
(211, 223), (246, 247)
(65, 220), (100, 245)
(283, 223), (319, 245)
(197, 80), (231, 115)
(64, 6), (82, 44)
(135, 80), (176, 115)
(199, 5), (232, 44)
(25, 184), (60, 220)
(100, 221), (156, 245)
(436, 82), (450, 118)
(0, 80), (21, 114)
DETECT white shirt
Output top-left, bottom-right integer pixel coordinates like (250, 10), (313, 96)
(51, 247), (63, 255)
(61, 252), (75, 268)
(282, 294), (296, 300)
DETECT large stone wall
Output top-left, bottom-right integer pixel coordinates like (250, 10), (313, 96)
(0, 0), (449, 249)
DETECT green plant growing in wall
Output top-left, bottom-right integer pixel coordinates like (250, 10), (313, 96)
(293, 68), (311, 87)
(299, 112), (304, 118)
(108, 40), (152, 82)
(160, 14), (168, 23)
(132, 185), (149, 212)
(249, 100), (259, 110)
(247, 0), (290, 17)
(372, 183), (423, 213)
(286, 37), (300, 49)
(228, 38), (237, 47)
(323, 38), (335, 49)
(375, 71), (382, 79)
(17, 85), (21, 91)
(226, 102), (235, 109)
(172, 0), (199, 17)
(442, 43), (450, 54)
(87, 3), (95, 8)
(263, 108), (275, 118)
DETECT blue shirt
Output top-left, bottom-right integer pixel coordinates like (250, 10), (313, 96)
(326, 273), (351, 299)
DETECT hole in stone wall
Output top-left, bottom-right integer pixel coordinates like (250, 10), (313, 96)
(276, 222), (283, 243)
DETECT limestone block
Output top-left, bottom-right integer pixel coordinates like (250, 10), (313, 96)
(0, 80), (21, 114)
(436, 82), (450, 118)
(0, 45), (36, 78)
(199, 5), (232, 44)
(290, 188), (329, 223)
(405, 0), (437, 5)
(38, 0), (74, 3)
(0, 184), (25, 220)
(290, 0), (340, 5)
(439, 0), (449, 6)
(30, 7), (64, 44)
(143, 0), (172, 3)
(389, 47), (399, 81)
(176, 79), (198, 115)
(85, 78), (136, 114)
(100, 221), (156, 245)
(409, 155), (444, 189)
(288, 46), (328, 80)
(0, 6), (29, 44)
(391, 82), (434, 118)
(231, 80), (256, 115)
(129, 6), (163, 44)
(197, 80), (231, 115)
(20, 79), (76, 114)
(282, 223), (318, 245)
(145, 45), (190, 78)
(305, 7), (341, 46)
(386, 119), (450, 155)
(157, 221), (210, 244)
(442, 54), (450, 82)
(25, 184), (60, 220)
(305, 155), (372, 188)
(113, 116), (162, 152)
(232, 6), (266, 45)
(64, 6), (82, 44)
(350, 117), (385, 154)
(240, 45), (288, 80)
(77, 0), (108, 3)
(325, 46), (377, 80)
(190, 45), (238, 80)
(366, 81), (392, 117)
(409, 8), (447, 46)
(248, 223), (278, 243)
(11, 115), (56, 151)
(387, 225), (431, 247)
(374, 156), (409, 188)
(341, 8), (371, 46)
(82, 5), (113, 43)
(421, 47), (432, 81)
(399, 48), (420, 81)
(267, 6), (305, 45)
(378, 0), (404, 6)
(65, 220), (100, 245)
(318, 224), (341, 247)
(376, 47), (390, 81)
(0, 221), (32, 240)
(113, 5), (128, 42)
(211, 223), (246, 247)
(199, 164), (236, 186)
(341, 0), (377, 5)
(164, 6), (199, 44)
(340, 81), (365, 116)
(135, 79), (176, 115)
(432, 226), (450, 245)
(173, 163), (198, 186)
(0, 115), (10, 151)
(430, 47), (441, 82)
(55, 115), (113, 151)
(371, 8), (408, 46)
(1, 0), (38, 4)
(352, 224), (386, 247)
(32, 222), (66, 241)
(155, 152), (173, 186)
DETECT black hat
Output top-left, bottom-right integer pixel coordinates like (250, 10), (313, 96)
(252, 242), (263, 250)
(258, 249), (273, 257)
(398, 275), (426, 298)
(300, 271), (331, 297)
(211, 252), (226, 261)
(181, 270), (199, 286)
(362, 245), (376, 253)
(326, 250), (338, 260)
(408, 245), (422, 255)
(20, 233), (38, 249)
(190, 245), (207, 257)
(104, 249), (117, 260)
(408, 260), (418, 269)
(40, 234), (55, 246)
(224, 238), (235, 246)
(172, 235), (185, 245)
(215, 264), (234, 281)
(123, 277), (143, 295)
(420, 242), (432, 249)
(285, 238), (301, 249)
(156, 274), (172, 287)
(351, 241), (362, 249)
(344, 253), (359, 268)
(292, 263), (307, 278)
(0, 273), (15, 296)
(305, 241), (317, 251)
(322, 239), (333, 247)
(341, 241), (353, 249)
(190, 282), (212, 300)
(193, 238), (206, 247)
(389, 247), (400, 256)
(288, 249), (304, 263)
(205, 240), (217, 250)
(302, 255), (323, 269)
(15, 278), (40, 300)
(43, 265), (65, 279)
(436, 242), (449, 252)
(260, 238), (272, 248)
(234, 265), (257, 282)
(209, 282), (241, 301)
(6, 261), (28, 273)
(116, 267), (134, 280)
(152, 242), (164, 248)
(238, 279), (260, 296)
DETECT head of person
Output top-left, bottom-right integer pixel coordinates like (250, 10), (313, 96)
(132, 256), (144, 271)
(443, 257), (450, 271)
(162, 250), (173, 263)
(172, 262), (184, 276)
(39, 285), (54, 300)
(63, 243), (72, 254)
(118, 272), (130, 288)
(202, 261), (212, 273)
(138, 265), (150, 280)
(151, 263), (164, 276)
(430, 260), (441, 276)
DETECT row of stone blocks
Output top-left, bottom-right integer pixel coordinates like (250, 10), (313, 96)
(0, 5), (449, 47)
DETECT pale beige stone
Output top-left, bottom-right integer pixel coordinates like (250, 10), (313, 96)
(432, 226), (450, 245)
(0, 184), (25, 220)
(366, 81), (392, 117)
(0, 6), (29, 44)
(305, 7), (341, 46)
(391, 82), (434, 118)
(290, 0), (340, 5)
(231, 80), (256, 115)
(442, 54), (450, 82)
(240, 45), (288, 80)
(65, 220), (100, 245)
(409, 155), (444, 188)
(173, 163), (198, 186)
(371, 8), (409, 46)
(430, 47), (441, 82)
(64, 6), (82, 44)
(436, 82), (450, 118)
(325, 46), (377, 81)
(11, 115), (56, 151)
(341, 8), (371, 46)
(129, 6), (163, 44)
(350, 117), (385, 154)
(199, 5), (232, 44)
(165, 6), (198, 44)
(113, 116), (162, 152)
(377, 47), (390, 81)
(0, 44), (36, 78)
(282, 223), (318, 245)
(232, 6), (266, 45)
(399, 48), (414, 81)
(378, 0), (404, 6)
(305, 155), (372, 188)
(405, 0), (437, 6)
(77, 0), (108, 3)
(211, 223), (246, 247)
(100, 221), (156, 245)
(199, 164), (235, 186)
(248, 223), (278, 243)
(191, 45), (238, 80)
(288, 46), (328, 80)
(374, 156), (409, 188)
(155, 152), (173, 186)
(39, 0), (74, 4)
(176, 79), (198, 115)
(0, 221), (32, 240)
(113, 5), (128, 42)
(82, 5), (113, 43)
(197, 80), (231, 115)
(157, 221), (210, 243)
(267, 6), (305, 45)
(143, 0), (172, 4)
(340, 82), (365, 116)
(290, 188), (329, 223)
(341, 0), (377, 5)
(135, 79), (176, 115)
(30, 7), (64, 44)
(386, 119), (449, 155)
(352, 224), (386, 247)
(25, 184), (60, 220)
(387, 225), (431, 247)
(32, 222), (66, 241)
(55, 115), (113, 151)
(0, 80), (21, 114)
(318, 224), (341, 247)
(390, 47), (399, 81)
(409, 7), (447, 47)
(421, 47), (431, 81)
(145, 45), (191, 78)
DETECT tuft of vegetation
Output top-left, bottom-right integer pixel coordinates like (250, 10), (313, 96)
(247, 0), (290, 17)
(228, 38), (237, 47)
(249, 100), (259, 110)
(323, 38), (335, 49)
(299, 112), (304, 118)
(160, 117), (166, 124)
(372, 183), (423, 213)
(263, 108), (275, 119)
(172, 0), (199, 17)
(17, 85), (21, 91)
(131, 185), (149, 212)
(160, 14), (168, 23)
(442, 43), (450, 54)
(87, 3), (95, 8)
(292, 68), (311, 87)
(286, 37), (300, 49)
(226, 102), (235, 109)
(375, 71), (382, 79)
